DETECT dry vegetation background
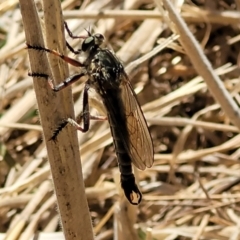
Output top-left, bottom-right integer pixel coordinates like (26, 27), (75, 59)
(1, 0), (240, 239)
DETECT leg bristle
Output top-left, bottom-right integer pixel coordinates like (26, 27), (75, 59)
(49, 120), (69, 141)
(28, 72), (49, 79)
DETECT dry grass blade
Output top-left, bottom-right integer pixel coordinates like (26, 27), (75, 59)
(62, 9), (240, 25)
(159, 0), (240, 130)
(1, 0), (240, 239)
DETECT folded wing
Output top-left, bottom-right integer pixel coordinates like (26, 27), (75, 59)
(120, 76), (154, 170)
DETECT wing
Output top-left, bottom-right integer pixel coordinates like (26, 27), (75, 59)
(120, 75), (154, 170)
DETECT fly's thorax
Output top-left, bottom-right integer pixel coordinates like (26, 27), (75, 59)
(89, 60), (124, 93)
(77, 46), (101, 67)
(91, 50), (124, 85)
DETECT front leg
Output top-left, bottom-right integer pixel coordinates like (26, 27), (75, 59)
(64, 21), (88, 39)
(26, 43), (83, 67)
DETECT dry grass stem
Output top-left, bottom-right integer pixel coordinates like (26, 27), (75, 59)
(1, 0), (240, 239)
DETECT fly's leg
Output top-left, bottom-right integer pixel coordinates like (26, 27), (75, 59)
(29, 71), (89, 140)
(51, 81), (108, 140)
(69, 81), (90, 133)
(71, 114), (107, 132)
(27, 25), (89, 138)
(27, 39), (87, 91)
(29, 72), (86, 92)
(50, 81), (90, 140)
(65, 41), (80, 55)
(88, 115), (107, 121)
(29, 71), (106, 140)
(66, 81), (108, 132)
(26, 43), (83, 67)
(64, 21), (87, 40)
(62, 114), (107, 142)
(64, 21), (89, 54)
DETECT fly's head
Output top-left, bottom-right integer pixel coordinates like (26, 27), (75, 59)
(78, 32), (104, 65)
(81, 33), (104, 52)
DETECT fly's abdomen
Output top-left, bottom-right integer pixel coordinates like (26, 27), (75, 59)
(99, 86), (143, 204)
(108, 119), (142, 205)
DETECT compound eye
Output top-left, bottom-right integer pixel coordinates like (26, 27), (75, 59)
(82, 36), (94, 51)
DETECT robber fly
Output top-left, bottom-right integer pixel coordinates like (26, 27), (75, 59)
(27, 22), (154, 205)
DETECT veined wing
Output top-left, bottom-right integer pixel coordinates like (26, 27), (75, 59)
(120, 75), (154, 170)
